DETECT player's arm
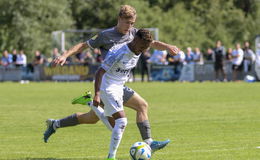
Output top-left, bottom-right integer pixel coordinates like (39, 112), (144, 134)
(151, 40), (180, 56)
(52, 42), (88, 66)
(93, 67), (106, 107)
(232, 53), (239, 58)
(93, 50), (120, 106)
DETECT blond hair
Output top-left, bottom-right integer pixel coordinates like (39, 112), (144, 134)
(118, 5), (136, 19)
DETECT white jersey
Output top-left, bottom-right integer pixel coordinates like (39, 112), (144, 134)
(232, 48), (244, 65)
(101, 44), (140, 90)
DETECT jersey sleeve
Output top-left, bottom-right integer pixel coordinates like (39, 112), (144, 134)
(86, 32), (105, 49)
(101, 51), (123, 71)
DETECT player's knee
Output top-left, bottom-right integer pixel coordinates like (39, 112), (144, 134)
(76, 112), (99, 124)
(75, 112), (84, 119)
(138, 100), (149, 113)
(86, 118), (99, 124)
(117, 118), (127, 129)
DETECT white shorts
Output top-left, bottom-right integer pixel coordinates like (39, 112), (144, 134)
(100, 89), (124, 117)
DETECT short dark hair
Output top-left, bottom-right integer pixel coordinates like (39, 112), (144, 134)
(136, 29), (153, 43)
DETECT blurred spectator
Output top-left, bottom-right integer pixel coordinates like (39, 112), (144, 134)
(12, 49), (18, 65)
(148, 50), (168, 65)
(175, 51), (186, 64)
(75, 52), (85, 64)
(16, 50), (27, 67)
(166, 53), (174, 65)
(226, 48), (233, 61)
(93, 48), (102, 63)
(1, 50), (13, 67)
(193, 47), (204, 64)
(232, 43), (244, 81)
(47, 48), (61, 65)
(173, 51), (185, 77)
(52, 48), (60, 60)
(63, 50), (73, 64)
(33, 50), (44, 66)
(243, 41), (255, 73)
(184, 47), (194, 64)
(140, 50), (151, 82)
(205, 48), (214, 61)
(213, 40), (227, 81)
(84, 51), (95, 65)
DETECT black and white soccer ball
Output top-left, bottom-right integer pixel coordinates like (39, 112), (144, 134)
(129, 142), (152, 160)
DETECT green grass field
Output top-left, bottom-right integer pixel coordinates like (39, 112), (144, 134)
(0, 82), (260, 160)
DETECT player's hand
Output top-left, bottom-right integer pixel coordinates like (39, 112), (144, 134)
(93, 94), (100, 107)
(51, 56), (67, 67)
(167, 45), (180, 56)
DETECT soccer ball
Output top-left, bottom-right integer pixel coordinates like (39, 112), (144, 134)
(129, 142), (152, 160)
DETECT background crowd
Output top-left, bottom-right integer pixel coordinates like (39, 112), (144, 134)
(0, 40), (257, 82)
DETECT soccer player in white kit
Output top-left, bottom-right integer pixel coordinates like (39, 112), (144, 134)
(94, 29), (153, 160)
(45, 5), (178, 152)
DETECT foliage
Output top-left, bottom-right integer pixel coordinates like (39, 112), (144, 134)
(0, 0), (73, 59)
(0, 0), (259, 58)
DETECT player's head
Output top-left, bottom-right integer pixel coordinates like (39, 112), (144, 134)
(117, 5), (136, 34)
(244, 41), (250, 48)
(131, 29), (153, 54)
(216, 40), (222, 47)
(235, 43), (241, 49)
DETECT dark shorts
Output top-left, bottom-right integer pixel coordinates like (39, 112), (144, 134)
(123, 86), (135, 103)
(214, 63), (224, 71)
(232, 64), (243, 71)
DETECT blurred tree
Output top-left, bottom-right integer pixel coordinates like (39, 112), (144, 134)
(159, 2), (208, 50)
(0, 0), (73, 59)
(190, 0), (247, 48)
(0, 0), (259, 59)
(68, 0), (121, 29)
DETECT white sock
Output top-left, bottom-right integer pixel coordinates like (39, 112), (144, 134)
(108, 118), (127, 158)
(144, 138), (153, 145)
(53, 120), (60, 130)
(89, 102), (113, 131)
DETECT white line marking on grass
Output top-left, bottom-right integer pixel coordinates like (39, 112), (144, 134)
(256, 146), (260, 149)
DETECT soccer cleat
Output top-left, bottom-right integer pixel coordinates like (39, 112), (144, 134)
(43, 119), (56, 143)
(71, 91), (92, 105)
(150, 139), (170, 152)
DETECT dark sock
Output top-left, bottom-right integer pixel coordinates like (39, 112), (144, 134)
(137, 120), (152, 140)
(59, 113), (79, 128)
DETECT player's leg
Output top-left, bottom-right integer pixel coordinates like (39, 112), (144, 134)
(43, 111), (100, 143)
(44, 109), (115, 143)
(43, 107), (115, 143)
(44, 92), (114, 143)
(88, 102), (114, 130)
(107, 111), (127, 159)
(101, 89), (126, 160)
(123, 86), (170, 152)
(71, 91), (114, 127)
(147, 64), (151, 82)
(216, 69), (220, 81)
(221, 67), (227, 81)
(77, 111), (100, 124)
(232, 65), (237, 81)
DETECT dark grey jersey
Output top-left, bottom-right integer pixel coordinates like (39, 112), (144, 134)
(86, 27), (138, 58)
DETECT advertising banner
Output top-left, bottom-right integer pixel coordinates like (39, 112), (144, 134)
(41, 64), (99, 81)
(150, 65), (176, 81)
(179, 64), (195, 81)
